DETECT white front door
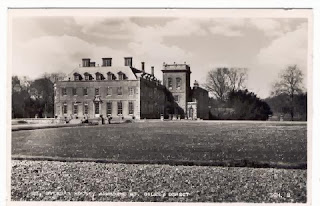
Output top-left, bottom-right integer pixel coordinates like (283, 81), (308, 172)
(189, 107), (194, 119)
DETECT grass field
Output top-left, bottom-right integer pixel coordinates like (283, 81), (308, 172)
(11, 121), (307, 169)
(11, 121), (308, 202)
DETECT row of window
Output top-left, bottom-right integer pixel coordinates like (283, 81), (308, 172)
(74, 72), (127, 81)
(61, 87), (135, 96)
(167, 77), (182, 90)
(63, 101), (134, 116)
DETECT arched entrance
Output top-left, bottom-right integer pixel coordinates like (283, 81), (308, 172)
(189, 107), (194, 119)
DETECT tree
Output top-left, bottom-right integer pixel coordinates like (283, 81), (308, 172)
(265, 92), (307, 121)
(227, 90), (272, 120)
(272, 65), (304, 121)
(205, 67), (247, 101)
(209, 89), (272, 120)
(12, 76), (35, 118)
(30, 77), (54, 118)
(12, 74), (58, 118)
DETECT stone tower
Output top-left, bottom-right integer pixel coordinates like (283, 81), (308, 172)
(162, 62), (191, 116)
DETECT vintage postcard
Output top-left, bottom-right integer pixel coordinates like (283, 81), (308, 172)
(7, 8), (312, 205)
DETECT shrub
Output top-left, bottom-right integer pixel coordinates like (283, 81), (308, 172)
(210, 90), (272, 120)
(17, 120), (28, 124)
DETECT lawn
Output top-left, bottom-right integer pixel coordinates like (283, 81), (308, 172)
(11, 121), (307, 169)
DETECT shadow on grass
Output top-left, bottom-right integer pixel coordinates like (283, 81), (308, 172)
(11, 155), (307, 170)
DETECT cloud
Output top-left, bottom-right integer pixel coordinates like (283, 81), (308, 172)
(129, 41), (192, 64)
(209, 25), (243, 37)
(12, 35), (133, 79)
(257, 22), (308, 71)
(208, 19), (246, 37)
(249, 19), (284, 37)
(248, 22), (308, 97)
(73, 17), (131, 40)
(11, 16), (309, 98)
(125, 18), (200, 71)
(157, 18), (208, 37)
(124, 18), (208, 43)
(72, 17), (208, 42)
(12, 17), (203, 80)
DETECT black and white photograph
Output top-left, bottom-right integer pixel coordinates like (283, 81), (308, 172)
(7, 8), (312, 204)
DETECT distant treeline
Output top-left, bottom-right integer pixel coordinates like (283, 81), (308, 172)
(265, 93), (307, 121)
(209, 90), (307, 121)
(206, 65), (306, 121)
(12, 73), (307, 121)
(12, 73), (65, 118)
(209, 90), (272, 121)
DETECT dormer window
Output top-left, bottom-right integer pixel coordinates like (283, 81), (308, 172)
(96, 72), (105, 81)
(84, 72), (93, 81)
(107, 72), (115, 80)
(118, 72), (126, 80)
(74, 73), (82, 81)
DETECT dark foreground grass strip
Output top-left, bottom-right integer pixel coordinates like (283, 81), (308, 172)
(11, 124), (82, 131)
(11, 122), (126, 131)
(11, 155), (307, 170)
(10, 123), (106, 131)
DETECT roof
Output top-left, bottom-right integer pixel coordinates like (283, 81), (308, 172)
(162, 63), (190, 70)
(66, 66), (138, 80)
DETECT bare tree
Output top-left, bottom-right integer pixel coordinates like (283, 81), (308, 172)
(272, 65), (304, 121)
(205, 67), (247, 101)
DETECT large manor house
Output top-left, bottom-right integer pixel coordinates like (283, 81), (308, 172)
(54, 57), (210, 120)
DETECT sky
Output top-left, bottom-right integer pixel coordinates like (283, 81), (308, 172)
(11, 14), (309, 98)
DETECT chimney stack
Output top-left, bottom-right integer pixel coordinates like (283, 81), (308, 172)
(82, 58), (90, 67)
(141, 62), (145, 72)
(194, 80), (199, 88)
(124, 57), (133, 67)
(151, 66), (154, 76)
(102, 58), (112, 67)
(90, 62), (96, 67)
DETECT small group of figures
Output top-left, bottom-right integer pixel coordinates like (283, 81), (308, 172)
(99, 115), (113, 124)
(81, 115), (113, 124)
(63, 115), (113, 124)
